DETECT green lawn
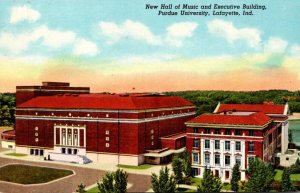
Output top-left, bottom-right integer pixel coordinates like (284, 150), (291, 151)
(5, 153), (27, 157)
(0, 164), (73, 184)
(190, 177), (202, 186)
(86, 186), (99, 193)
(117, 164), (154, 170)
(274, 169), (300, 181)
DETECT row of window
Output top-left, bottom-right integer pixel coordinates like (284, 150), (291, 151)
(193, 153), (255, 166)
(193, 139), (254, 152)
(193, 128), (254, 136)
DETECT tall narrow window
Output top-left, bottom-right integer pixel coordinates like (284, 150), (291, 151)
(193, 153), (199, 164)
(215, 140), (220, 150)
(193, 128), (198, 133)
(205, 154), (210, 164)
(235, 141), (241, 151)
(193, 139), (199, 148)
(215, 154), (220, 165)
(225, 141), (230, 151)
(248, 141), (254, 151)
(205, 140), (210, 149)
(225, 155), (231, 166)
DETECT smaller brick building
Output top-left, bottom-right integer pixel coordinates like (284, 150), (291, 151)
(185, 103), (289, 182)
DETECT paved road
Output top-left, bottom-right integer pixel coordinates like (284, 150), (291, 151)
(0, 157), (151, 193)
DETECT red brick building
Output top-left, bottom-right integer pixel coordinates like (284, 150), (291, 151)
(185, 103), (289, 182)
(15, 82), (196, 165)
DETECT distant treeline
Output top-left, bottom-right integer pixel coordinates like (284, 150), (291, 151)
(0, 93), (15, 127)
(1, 90), (300, 126)
(165, 90), (300, 115)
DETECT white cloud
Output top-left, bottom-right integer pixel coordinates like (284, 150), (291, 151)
(290, 44), (300, 57)
(99, 20), (198, 47)
(73, 38), (99, 56)
(0, 25), (76, 54)
(264, 37), (288, 53)
(99, 20), (161, 45)
(35, 25), (76, 48)
(166, 22), (198, 47)
(207, 19), (261, 48)
(10, 5), (41, 24)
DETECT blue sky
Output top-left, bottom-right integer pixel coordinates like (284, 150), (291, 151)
(0, 0), (300, 92)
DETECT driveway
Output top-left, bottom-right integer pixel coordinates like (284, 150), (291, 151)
(0, 157), (151, 193)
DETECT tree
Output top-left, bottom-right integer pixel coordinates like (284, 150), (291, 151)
(172, 155), (183, 184)
(151, 166), (177, 193)
(76, 183), (86, 193)
(231, 164), (241, 192)
(245, 157), (275, 192)
(98, 172), (114, 193)
(114, 169), (128, 193)
(281, 168), (296, 192)
(197, 169), (222, 192)
(182, 149), (192, 178)
(98, 169), (128, 193)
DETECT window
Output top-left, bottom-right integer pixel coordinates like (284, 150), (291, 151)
(193, 128), (198, 133)
(205, 154), (210, 164)
(106, 137), (109, 141)
(151, 141), (154, 146)
(225, 155), (231, 166)
(151, 135), (154, 140)
(40, 150), (44, 156)
(215, 129), (220, 134)
(193, 139), (199, 148)
(61, 148), (66, 154)
(225, 171), (230, 179)
(30, 149), (34, 155)
(215, 140), (220, 150)
(225, 129), (231, 135)
(205, 140), (210, 149)
(248, 141), (254, 151)
(193, 153), (199, 164)
(236, 157), (241, 166)
(67, 148), (72, 154)
(106, 114), (109, 117)
(35, 132), (38, 137)
(235, 141), (241, 151)
(151, 129), (154, 134)
(249, 130), (254, 136)
(35, 138), (39, 142)
(106, 143), (110, 147)
(225, 141), (230, 151)
(35, 127), (38, 131)
(215, 154), (220, 165)
(269, 134), (273, 144)
(192, 168), (199, 176)
(204, 128), (210, 134)
(235, 130), (241, 136)
(73, 149), (78, 155)
(248, 156), (255, 165)
(106, 130), (109, 135)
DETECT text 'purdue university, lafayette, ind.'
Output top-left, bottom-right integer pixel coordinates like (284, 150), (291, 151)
(145, 3), (267, 17)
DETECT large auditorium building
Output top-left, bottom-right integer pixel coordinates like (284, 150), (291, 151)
(15, 82), (196, 165)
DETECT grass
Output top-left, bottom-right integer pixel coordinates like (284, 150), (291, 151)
(0, 164), (73, 184)
(86, 186), (99, 193)
(117, 164), (154, 170)
(190, 177), (202, 186)
(5, 153), (27, 157)
(274, 169), (300, 181)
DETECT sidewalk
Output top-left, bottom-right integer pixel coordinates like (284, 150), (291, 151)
(0, 149), (171, 176)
